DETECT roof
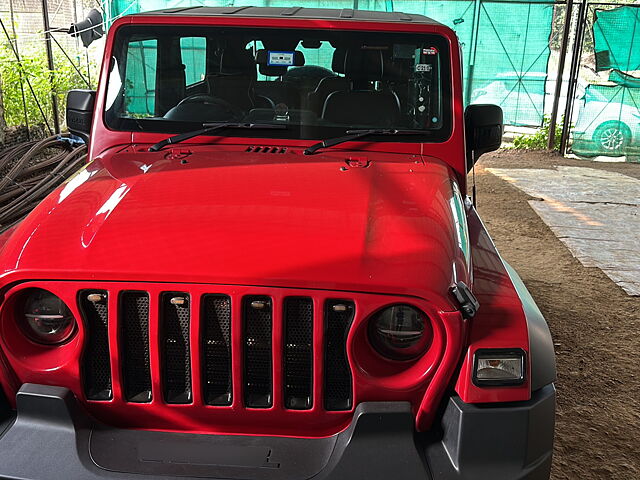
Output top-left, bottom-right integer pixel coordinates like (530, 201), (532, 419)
(132, 6), (443, 26)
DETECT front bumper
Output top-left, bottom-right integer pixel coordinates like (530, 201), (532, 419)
(0, 383), (555, 480)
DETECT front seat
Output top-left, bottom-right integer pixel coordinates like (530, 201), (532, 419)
(207, 46), (257, 111)
(321, 47), (400, 127)
(307, 48), (350, 114)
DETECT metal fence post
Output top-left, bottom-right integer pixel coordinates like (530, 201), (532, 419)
(465, 0), (482, 105)
(41, 0), (61, 134)
(560, 0), (588, 154)
(548, 0), (574, 150)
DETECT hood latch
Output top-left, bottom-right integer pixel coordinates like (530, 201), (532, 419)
(450, 281), (480, 319)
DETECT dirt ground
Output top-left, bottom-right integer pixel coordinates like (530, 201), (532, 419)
(474, 150), (640, 479)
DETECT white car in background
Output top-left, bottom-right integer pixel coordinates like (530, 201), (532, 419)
(571, 88), (640, 156)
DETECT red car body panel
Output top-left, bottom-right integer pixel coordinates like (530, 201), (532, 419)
(0, 148), (468, 310)
(0, 11), (537, 437)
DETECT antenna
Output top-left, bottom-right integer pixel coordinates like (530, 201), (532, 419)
(471, 150), (477, 207)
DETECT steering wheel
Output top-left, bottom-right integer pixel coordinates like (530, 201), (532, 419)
(174, 94), (244, 120)
(255, 95), (276, 110)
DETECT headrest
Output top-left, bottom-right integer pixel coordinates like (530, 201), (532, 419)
(331, 48), (347, 74)
(219, 47), (256, 75)
(343, 48), (384, 81)
(255, 49), (305, 76)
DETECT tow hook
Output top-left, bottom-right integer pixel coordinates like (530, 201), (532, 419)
(450, 281), (480, 319)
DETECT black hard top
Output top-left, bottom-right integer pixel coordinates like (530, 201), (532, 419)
(132, 6), (444, 27)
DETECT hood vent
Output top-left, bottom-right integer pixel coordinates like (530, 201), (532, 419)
(246, 146), (287, 154)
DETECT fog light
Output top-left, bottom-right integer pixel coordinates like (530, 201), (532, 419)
(473, 349), (525, 386)
(20, 289), (76, 345)
(368, 304), (432, 360)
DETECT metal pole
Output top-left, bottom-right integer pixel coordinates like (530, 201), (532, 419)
(465, 0), (482, 105)
(559, 0), (588, 154)
(8, 0), (30, 139)
(547, 0), (574, 150)
(41, 0), (61, 134)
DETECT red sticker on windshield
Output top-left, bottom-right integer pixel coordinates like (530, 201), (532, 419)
(423, 47), (438, 55)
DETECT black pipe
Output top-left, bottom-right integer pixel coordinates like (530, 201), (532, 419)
(547, 0), (574, 150)
(41, 0), (61, 134)
(559, 0), (588, 154)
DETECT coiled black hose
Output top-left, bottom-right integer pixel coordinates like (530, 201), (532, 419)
(0, 135), (88, 233)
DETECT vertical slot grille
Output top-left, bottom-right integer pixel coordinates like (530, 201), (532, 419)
(243, 295), (272, 408)
(201, 295), (232, 406)
(283, 297), (313, 410)
(160, 293), (192, 404)
(79, 290), (112, 401)
(324, 300), (355, 411)
(120, 291), (152, 403)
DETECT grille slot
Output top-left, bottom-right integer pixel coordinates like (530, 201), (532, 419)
(201, 295), (232, 406)
(160, 293), (192, 404)
(283, 297), (313, 410)
(119, 291), (152, 403)
(324, 300), (355, 411)
(243, 295), (273, 408)
(79, 290), (112, 401)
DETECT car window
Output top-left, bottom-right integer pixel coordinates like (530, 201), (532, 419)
(123, 39), (157, 117)
(105, 25), (452, 143)
(181, 37), (207, 86)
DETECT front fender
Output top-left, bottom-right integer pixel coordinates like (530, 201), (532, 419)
(504, 262), (556, 391)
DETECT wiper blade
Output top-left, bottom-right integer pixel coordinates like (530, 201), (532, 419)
(303, 129), (424, 155)
(148, 122), (286, 152)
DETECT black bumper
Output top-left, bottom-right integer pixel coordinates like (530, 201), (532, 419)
(0, 383), (555, 480)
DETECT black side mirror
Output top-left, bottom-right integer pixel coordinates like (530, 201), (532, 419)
(464, 104), (503, 171)
(66, 89), (96, 143)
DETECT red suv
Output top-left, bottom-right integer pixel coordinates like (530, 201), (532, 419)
(0, 7), (555, 480)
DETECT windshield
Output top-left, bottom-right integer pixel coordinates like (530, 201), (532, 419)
(105, 25), (452, 142)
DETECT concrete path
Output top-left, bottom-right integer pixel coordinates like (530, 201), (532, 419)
(487, 166), (640, 296)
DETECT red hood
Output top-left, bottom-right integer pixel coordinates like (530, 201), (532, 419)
(0, 146), (468, 311)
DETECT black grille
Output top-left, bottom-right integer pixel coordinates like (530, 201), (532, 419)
(160, 293), (192, 404)
(79, 290), (112, 401)
(201, 295), (232, 406)
(283, 297), (313, 409)
(119, 291), (152, 403)
(243, 295), (272, 408)
(324, 300), (354, 411)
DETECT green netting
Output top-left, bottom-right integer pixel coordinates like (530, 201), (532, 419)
(103, 0), (553, 127)
(593, 6), (640, 72)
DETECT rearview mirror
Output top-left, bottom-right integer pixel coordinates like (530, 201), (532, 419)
(464, 104), (503, 171)
(66, 89), (96, 143)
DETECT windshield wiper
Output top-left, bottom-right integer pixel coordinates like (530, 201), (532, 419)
(303, 129), (425, 155)
(148, 122), (287, 152)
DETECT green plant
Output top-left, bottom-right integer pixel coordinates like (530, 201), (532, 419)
(0, 41), (96, 130)
(512, 115), (563, 150)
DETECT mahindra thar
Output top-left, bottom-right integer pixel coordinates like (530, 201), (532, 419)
(0, 6), (556, 480)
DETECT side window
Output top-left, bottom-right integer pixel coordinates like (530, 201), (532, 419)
(124, 39), (157, 117)
(180, 37), (207, 86)
(298, 41), (336, 73)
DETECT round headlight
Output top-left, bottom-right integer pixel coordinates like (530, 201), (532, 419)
(20, 289), (76, 345)
(368, 304), (432, 360)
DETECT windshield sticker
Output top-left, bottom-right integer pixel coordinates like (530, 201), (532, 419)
(423, 47), (438, 55)
(268, 51), (295, 66)
(416, 64), (432, 72)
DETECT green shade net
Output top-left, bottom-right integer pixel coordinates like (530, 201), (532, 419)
(593, 6), (640, 72)
(103, 0), (553, 127)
